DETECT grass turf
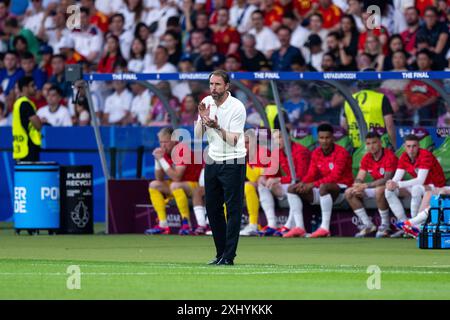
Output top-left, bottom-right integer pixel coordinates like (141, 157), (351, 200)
(0, 224), (449, 299)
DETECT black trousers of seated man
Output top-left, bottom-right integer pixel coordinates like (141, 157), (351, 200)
(205, 157), (246, 261)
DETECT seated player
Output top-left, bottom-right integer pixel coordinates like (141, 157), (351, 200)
(257, 129), (311, 236)
(145, 127), (203, 235)
(345, 132), (398, 238)
(397, 186), (450, 238)
(288, 123), (354, 238)
(240, 130), (272, 236)
(385, 134), (446, 237)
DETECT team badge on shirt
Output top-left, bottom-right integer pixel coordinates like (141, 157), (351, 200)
(329, 163), (334, 170)
(379, 167), (385, 175)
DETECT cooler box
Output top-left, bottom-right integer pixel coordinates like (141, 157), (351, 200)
(14, 162), (60, 232)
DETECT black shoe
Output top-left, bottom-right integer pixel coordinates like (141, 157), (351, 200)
(207, 257), (221, 265)
(216, 258), (234, 265)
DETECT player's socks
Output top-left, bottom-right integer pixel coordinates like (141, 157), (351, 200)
(287, 193), (304, 229)
(245, 183), (260, 225)
(410, 208), (430, 227)
(319, 194), (333, 231)
(410, 185), (425, 218)
(354, 208), (372, 226)
(172, 188), (190, 221)
(258, 184), (277, 228)
(149, 188), (167, 225)
(378, 209), (390, 227)
(385, 189), (407, 221)
(193, 206), (207, 227)
(246, 165), (262, 184)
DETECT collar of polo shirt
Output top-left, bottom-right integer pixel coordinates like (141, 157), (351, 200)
(216, 91), (231, 108)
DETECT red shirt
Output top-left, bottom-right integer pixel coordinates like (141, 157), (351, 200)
(97, 55), (118, 73)
(398, 148), (446, 187)
(303, 144), (354, 187)
(293, 0), (317, 17)
(90, 12), (109, 33)
(358, 27), (389, 55)
(318, 4), (342, 29)
(164, 143), (203, 182)
(270, 142), (311, 184)
(213, 26), (240, 56)
(401, 29), (417, 54)
(264, 4), (284, 27)
(247, 145), (271, 168)
(415, 0), (435, 16)
(360, 148), (398, 180)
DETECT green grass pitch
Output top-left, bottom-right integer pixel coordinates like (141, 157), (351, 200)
(0, 224), (449, 300)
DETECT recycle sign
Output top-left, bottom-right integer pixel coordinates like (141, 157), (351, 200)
(71, 201), (90, 228)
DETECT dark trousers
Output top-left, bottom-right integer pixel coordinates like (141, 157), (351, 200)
(205, 157), (246, 260)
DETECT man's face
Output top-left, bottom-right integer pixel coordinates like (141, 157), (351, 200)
(21, 58), (35, 73)
(196, 14), (208, 29)
(3, 53), (17, 71)
(366, 137), (382, 155)
(243, 36), (256, 50)
(190, 32), (204, 49)
(424, 10), (437, 27)
(309, 15), (322, 31)
(321, 54), (335, 70)
(318, 131), (333, 150)
(326, 36), (338, 50)
(209, 74), (229, 101)
(405, 8), (419, 26)
(217, 9), (229, 26)
(80, 12), (89, 29)
(251, 13), (264, 29)
(405, 140), (419, 159)
(110, 16), (124, 33)
(46, 89), (61, 106)
(417, 53), (431, 70)
(154, 47), (168, 65)
(51, 57), (65, 74)
(200, 43), (213, 59)
(159, 134), (177, 154)
(26, 81), (37, 96)
(277, 29), (290, 47)
(112, 80), (126, 91)
(225, 57), (240, 71)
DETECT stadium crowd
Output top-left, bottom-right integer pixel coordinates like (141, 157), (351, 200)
(0, 0), (450, 127)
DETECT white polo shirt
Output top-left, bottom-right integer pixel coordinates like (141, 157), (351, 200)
(200, 92), (247, 162)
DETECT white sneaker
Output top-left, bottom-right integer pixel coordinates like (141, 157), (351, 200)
(205, 230), (213, 236)
(240, 224), (259, 236)
(390, 229), (405, 238)
(354, 224), (377, 238)
(375, 225), (391, 238)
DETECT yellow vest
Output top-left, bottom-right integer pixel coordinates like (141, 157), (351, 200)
(12, 96), (42, 159)
(260, 104), (279, 129)
(344, 90), (385, 148)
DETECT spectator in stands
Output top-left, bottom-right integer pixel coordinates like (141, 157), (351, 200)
(358, 11), (389, 55)
(288, 123), (354, 238)
(382, 34), (409, 71)
(212, 8), (240, 56)
(194, 41), (225, 72)
(363, 35), (385, 71)
(238, 33), (268, 71)
(49, 54), (71, 98)
(145, 0), (179, 38)
(37, 6), (69, 54)
(38, 44), (53, 77)
(23, 0), (46, 36)
(109, 13), (134, 61)
(4, 17), (40, 61)
(81, 0), (109, 33)
(417, 6), (449, 70)
(129, 82), (152, 126)
(261, 0), (283, 31)
(404, 49), (440, 126)
(146, 80), (178, 126)
(37, 85), (72, 127)
(144, 45), (177, 77)
(300, 94), (340, 126)
(0, 50), (24, 98)
(224, 53), (241, 72)
(304, 33), (324, 71)
(325, 31), (355, 70)
(179, 94), (198, 126)
(102, 79), (133, 126)
(193, 11), (214, 41)
(283, 82), (309, 127)
(134, 22), (159, 58)
(356, 52), (372, 71)
(338, 14), (359, 58)
(119, 0), (147, 32)
(0, 1), (11, 39)
(70, 7), (103, 63)
(73, 96), (91, 126)
(321, 52), (337, 71)
(20, 51), (47, 91)
(317, 0), (342, 31)
(229, 0), (257, 34)
(185, 29), (205, 63)
(128, 37), (151, 73)
(378, 1), (407, 36)
(163, 30), (182, 66)
(97, 34), (127, 74)
(401, 7), (420, 59)
(345, 132), (398, 238)
(272, 26), (305, 71)
(248, 10), (280, 58)
(12, 35), (29, 58)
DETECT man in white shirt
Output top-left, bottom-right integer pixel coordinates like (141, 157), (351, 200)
(70, 7), (103, 63)
(145, 0), (178, 38)
(129, 82), (152, 126)
(102, 80), (133, 125)
(194, 70), (247, 266)
(144, 45), (178, 89)
(248, 10), (280, 58)
(37, 86), (72, 127)
(229, 0), (257, 34)
(108, 13), (134, 60)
